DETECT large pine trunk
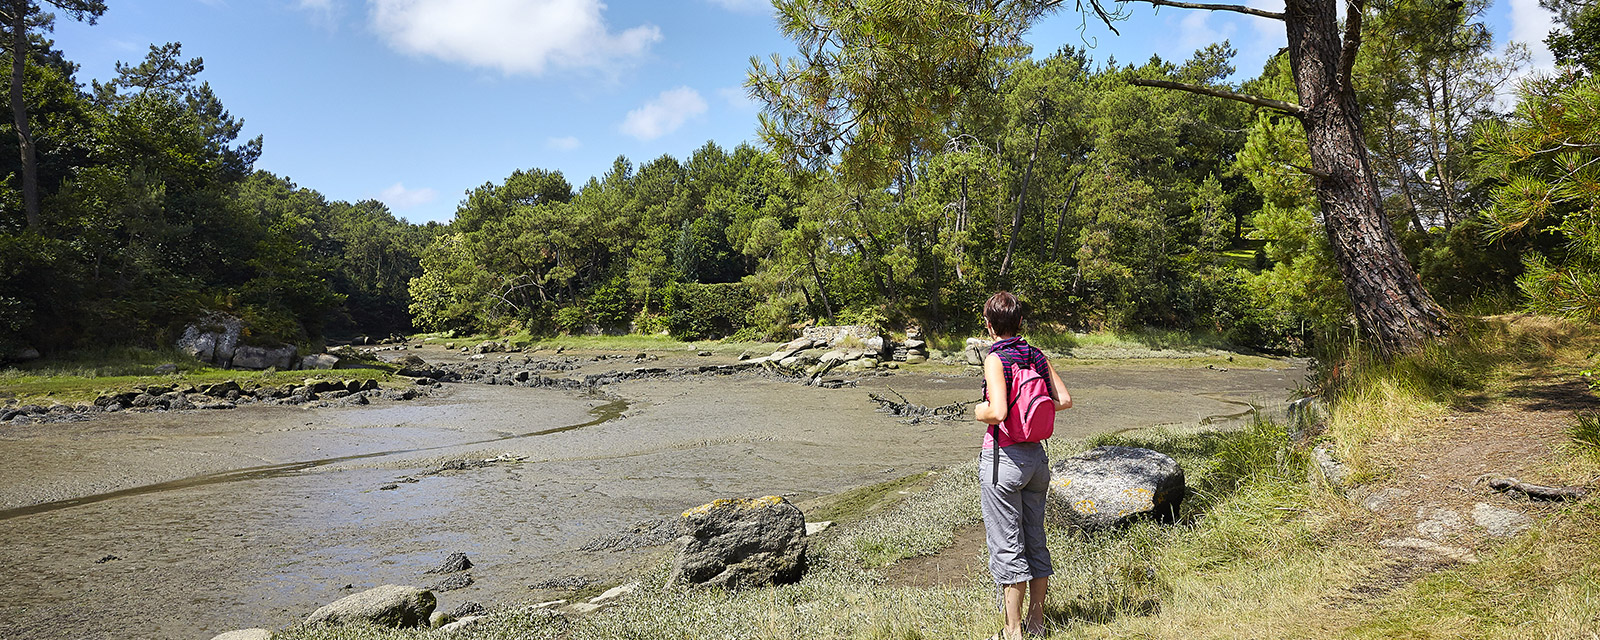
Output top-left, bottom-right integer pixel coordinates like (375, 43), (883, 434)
(8, 5), (39, 230)
(1285, 0), (1447, 355)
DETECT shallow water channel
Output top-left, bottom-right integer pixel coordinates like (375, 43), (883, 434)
(0, 352), (1304, 639)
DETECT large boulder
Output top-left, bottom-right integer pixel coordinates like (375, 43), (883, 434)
(177, 315), (242, 366)
(7, 346), (41, 362)
(964, 338), (993, 366)
(232, 345), (297, 371)
(302, 354), (339, 370)
(670, 496), (808, 588)
(305, 584), (436, 628)
(1049, 446), (1185, 530)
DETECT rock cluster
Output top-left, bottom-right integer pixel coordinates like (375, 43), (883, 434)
(743, 325), (922, 381)
(1049, 446), (1186, 530)
(0, 377), (419, 425)
(897, 326), (931, 364)
(177, 315), (302, 371)
(670, 496), (809, 589)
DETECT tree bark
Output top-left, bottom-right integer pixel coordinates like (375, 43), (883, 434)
(8, 3), (39, 230)
(999, 113), (1045, 278)
(1051, 171), (1081, 262)
(806, 244), (834, 319)
(1285, 0), (1447, 355)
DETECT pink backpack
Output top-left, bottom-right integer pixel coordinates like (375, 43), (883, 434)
(1001, 362), (1056, 443)
(990, 361), (1056, 484)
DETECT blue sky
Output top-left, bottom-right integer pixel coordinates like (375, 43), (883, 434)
(48, 0), (1557, 225)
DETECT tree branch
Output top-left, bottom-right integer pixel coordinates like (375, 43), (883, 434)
(1128, 78), (1306, 117)
(1338, 0), (1365, 94)
(1042, 0), (1285, 20)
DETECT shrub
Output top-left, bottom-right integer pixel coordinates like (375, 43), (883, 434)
(662, 281), (756, 340)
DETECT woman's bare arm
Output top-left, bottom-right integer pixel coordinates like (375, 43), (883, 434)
(1045, 359), (1072, 410)
(974, 353), (1009, 425)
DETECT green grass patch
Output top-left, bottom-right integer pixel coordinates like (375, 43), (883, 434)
(0, 368), (396, 404)
(415, 330), (772, 355)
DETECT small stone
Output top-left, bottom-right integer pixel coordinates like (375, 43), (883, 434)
(433, 573), (474, 591)
(1359, 488), (1410, 513)
(379, 484), (399, 491)
(440, 615), (485, 632)
(1472, 503), (1532, 537)
(209, 630), (271, 640)
(1312, 445), (1348, 487)
(95, 554), (119, 564)
(697, 351), (712, 357)
(429, 611), (453, 628)
(449, 602), (488, 618)
(1415, 506), (1467, 541)
(903, 355), (927, 365)
(804, 521), (833, 536)
(427, 552), (474, 574)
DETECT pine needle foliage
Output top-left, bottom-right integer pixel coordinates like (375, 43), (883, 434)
(1477, 76), (1600, 321)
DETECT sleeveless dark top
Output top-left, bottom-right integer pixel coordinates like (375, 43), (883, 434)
(980, 336), (1050, 402)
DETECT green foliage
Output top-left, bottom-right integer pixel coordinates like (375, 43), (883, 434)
(1477, 75), (1600, 322)
(553, 306), (587, 335)
(1547, 0), (1600, 75)
(662, 282), (756, 340)
(1571, 411), (1600, 458)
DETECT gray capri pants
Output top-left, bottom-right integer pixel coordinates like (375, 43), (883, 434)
(979, 442), (1053, 585)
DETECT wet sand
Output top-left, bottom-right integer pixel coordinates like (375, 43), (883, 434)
(0, 349), (1303, 639)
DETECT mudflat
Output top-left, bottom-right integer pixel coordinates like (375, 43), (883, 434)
(0, 347), (1304, 639)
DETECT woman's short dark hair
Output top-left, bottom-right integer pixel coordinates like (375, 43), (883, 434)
(984, 291), (1022, 336)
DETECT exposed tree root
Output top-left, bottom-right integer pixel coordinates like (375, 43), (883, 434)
(1478, 475), (1592, 501)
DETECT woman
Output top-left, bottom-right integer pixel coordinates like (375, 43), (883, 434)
(973, 291), (1071, 639)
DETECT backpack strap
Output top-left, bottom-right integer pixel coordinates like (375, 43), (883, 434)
(992, 424), (1000, 485)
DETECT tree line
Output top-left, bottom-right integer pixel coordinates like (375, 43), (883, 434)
(1, 0), (1595, 358)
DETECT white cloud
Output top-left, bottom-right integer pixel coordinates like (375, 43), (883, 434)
(716, 86), (759, 111)
(379, 182), (439, 209)
(1243, 0), (1287, 55)
(1507, 0), (1556, 72)
(547, 135), (582, 150)
(619, 87), (708, 141)
(1176, 11), (1236, 53)
(370, 0), (662, 76)
(296, 0), (340, 28)
(704, 0), (768, 13)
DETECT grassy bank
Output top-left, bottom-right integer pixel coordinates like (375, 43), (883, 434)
(413, 331), (769, 355)
(270, 315), (1600, 639)
(0, 347), (397, 404)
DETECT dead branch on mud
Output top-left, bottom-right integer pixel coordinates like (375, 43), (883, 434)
(869, 388), (974, 424)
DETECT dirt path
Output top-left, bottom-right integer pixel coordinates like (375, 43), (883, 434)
(1334, 377), (1600, 605)
(0, 349), (1303, 639)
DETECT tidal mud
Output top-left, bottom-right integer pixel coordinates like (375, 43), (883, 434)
(0, 347), (1303, 639)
